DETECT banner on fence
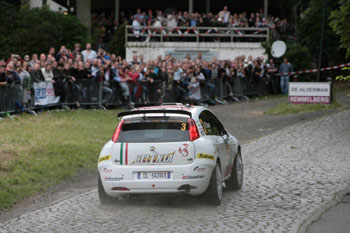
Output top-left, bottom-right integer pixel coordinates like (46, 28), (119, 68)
(289, 82), (331, 104)
(34, 82), (60, 106)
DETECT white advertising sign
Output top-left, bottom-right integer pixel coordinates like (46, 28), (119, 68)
(289, 82), (331, 104)
(34, 81), (60, 106)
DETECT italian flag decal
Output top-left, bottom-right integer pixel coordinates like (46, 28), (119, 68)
(120, 143), (129, 165)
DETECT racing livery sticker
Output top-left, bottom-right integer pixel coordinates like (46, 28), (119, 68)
(193, 166), (206, 172)
(98, 155), (111, 163)
(131, 147), (176, 164)
(182, 175), (205, 179)
(104, 176), (124, 181)
(196, 153), (215, 160)
(178, 143), (189, 157)
(103, 168), (113, 173)
(119, 143), (129, 165)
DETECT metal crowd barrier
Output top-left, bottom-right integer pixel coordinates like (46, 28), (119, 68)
(0, 78), (271, 116)
(64, 80), (102, 107)
(0, 85), (20, 114)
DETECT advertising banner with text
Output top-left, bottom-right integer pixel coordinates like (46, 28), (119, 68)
(34, 82), (60, 106)
(289, 82), (331, 104)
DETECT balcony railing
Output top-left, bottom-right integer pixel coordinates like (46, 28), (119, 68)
(125, 26), (269, 44)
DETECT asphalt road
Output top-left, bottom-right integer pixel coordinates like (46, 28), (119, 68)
(0, 95), (349, 232)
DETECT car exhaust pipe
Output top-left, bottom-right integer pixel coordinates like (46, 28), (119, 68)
(177, 184), (197, 192)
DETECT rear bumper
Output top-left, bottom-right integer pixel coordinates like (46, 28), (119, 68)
(99, 161), (215, 196)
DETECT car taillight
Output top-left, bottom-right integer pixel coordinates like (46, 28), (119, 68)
(112, 120), (124, 143)
(188, 118), (199, 141)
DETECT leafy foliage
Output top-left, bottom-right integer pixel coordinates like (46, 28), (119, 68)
(298, 0), (342, 61)
(0, 6), (88, 59)
(107, 22), (127, 58)
(329, 0), (350, 59)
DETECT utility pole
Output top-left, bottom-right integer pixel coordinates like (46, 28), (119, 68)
(317, 0), (327, 82)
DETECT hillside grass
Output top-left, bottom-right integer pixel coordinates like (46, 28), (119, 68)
(0, 109), (120, 210)
(264, 101), (342, 115)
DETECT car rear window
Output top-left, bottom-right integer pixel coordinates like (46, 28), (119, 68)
(117, 117), (190, 143)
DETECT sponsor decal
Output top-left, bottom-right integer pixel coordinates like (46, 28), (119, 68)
(131, 147), (176, 164)
(182, 175), (205, 179)
(193, 166), (206, 172)
(105, 176), (124, 181)
(196, 153), (215, 160)
(103, 168), (113, 173)
(98, 155), (111, 163)
(119, 143), (129, 165)
(178, 143), (189, 157)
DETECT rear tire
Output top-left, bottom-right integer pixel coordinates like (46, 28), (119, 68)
(98, 174), (115, 204)
(226, 150), (243, 190)
(204, 162), (223, 206)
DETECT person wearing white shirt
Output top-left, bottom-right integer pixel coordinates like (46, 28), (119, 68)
(81, 43), (97, 63)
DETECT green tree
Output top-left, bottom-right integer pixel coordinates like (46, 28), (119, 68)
(0, 5), (88, 59)
(298, 0), (343, 66)
(0, 1), (18, 59)
(107, 22), (127, 58)
(329, 0), (350, 59)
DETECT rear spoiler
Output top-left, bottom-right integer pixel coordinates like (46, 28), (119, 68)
(118, 110), (192, 118)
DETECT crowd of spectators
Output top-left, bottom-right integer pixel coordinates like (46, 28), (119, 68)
(0, 41), (286, 110)
(0, 7), (294, 111)
(93, 6), (293, 46)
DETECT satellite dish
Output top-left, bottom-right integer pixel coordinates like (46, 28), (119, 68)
(271, 40), (287, 58)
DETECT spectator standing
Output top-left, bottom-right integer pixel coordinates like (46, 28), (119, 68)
(118, 66), (132, 104)
(101, 63), (114, 105)
(266, 58), (279, 94)
(53, 64), (66, 101)
(81, 43), (97, 63)
(41, 63), (55, 83)
(156, 11), (166, 26)
(167, 11), (177, 29)
(132, 16), (142, 40)
(0, 65), (7, 86)
(218, 6), (231, 25)
(279, 57), (293, 95)
(6, 63), (20, 85)
(72, 43), (82, 58)
(30, 63), (44, 82)
(18, 63), (32, 108)
(129, 55), (139, 67)
(188, 76), (201, 102)
(146, 67), (160, 103)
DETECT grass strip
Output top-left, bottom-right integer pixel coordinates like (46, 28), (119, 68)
(264, 101), (342, 115)
(0, 109), (120, 210)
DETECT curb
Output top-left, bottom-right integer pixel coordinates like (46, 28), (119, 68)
(298, 182), (350, 233)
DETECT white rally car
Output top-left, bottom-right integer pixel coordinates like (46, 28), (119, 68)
(97, 104), (243, 205)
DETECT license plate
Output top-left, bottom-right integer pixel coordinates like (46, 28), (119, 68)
(137, 171), (170, 180)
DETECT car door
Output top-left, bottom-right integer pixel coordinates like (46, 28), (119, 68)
(199, 110), (227, 174)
